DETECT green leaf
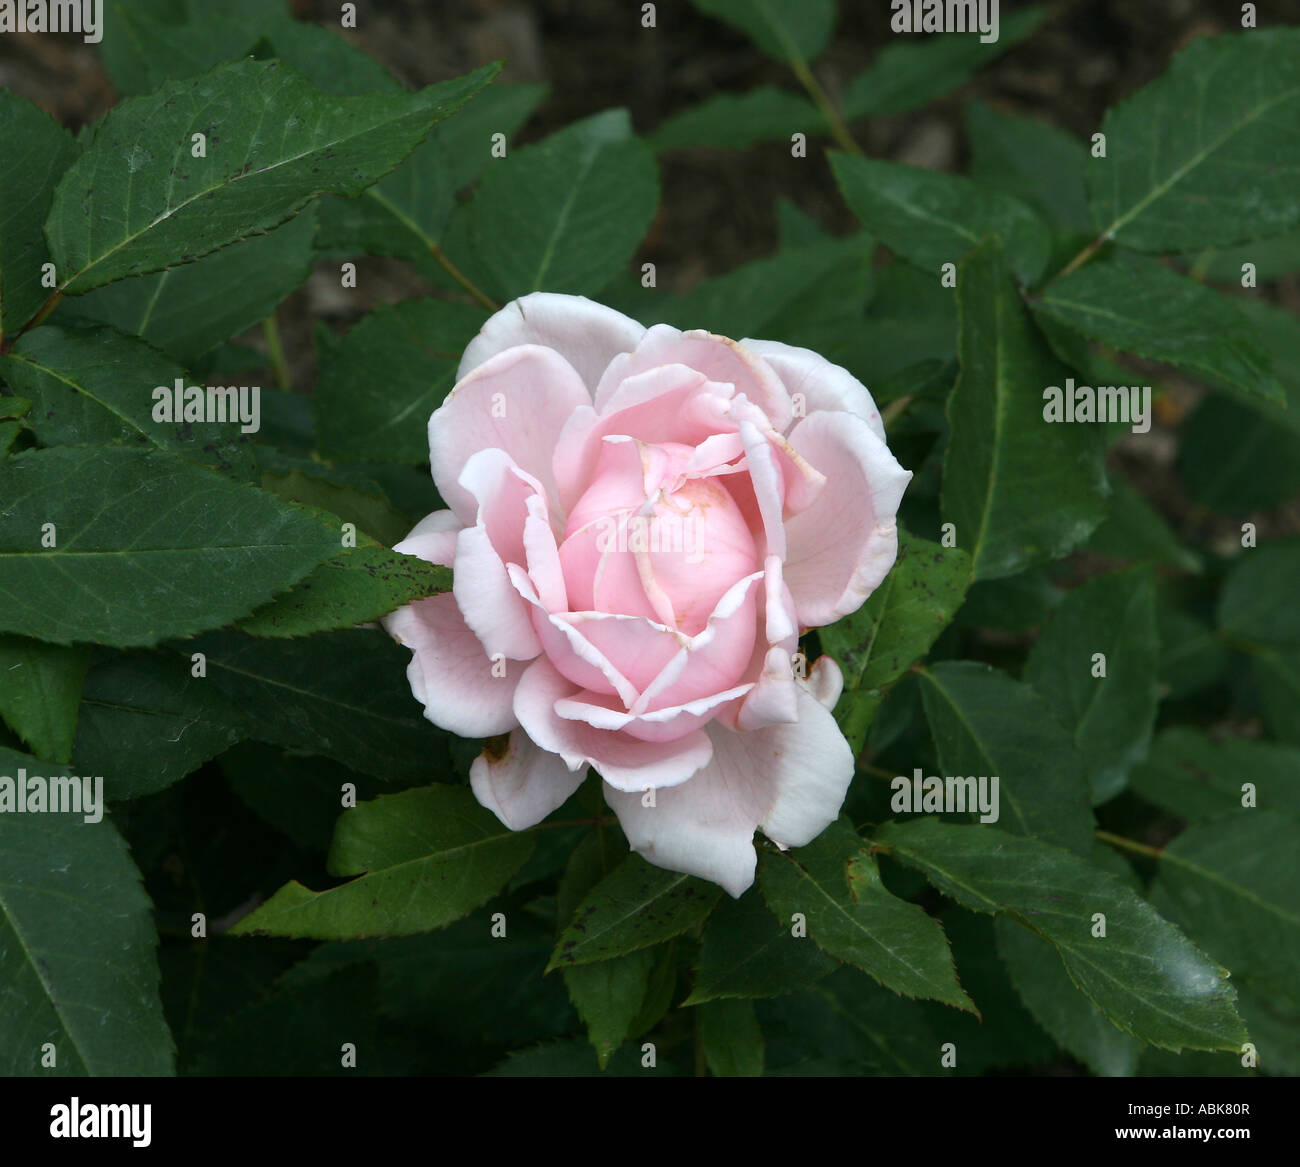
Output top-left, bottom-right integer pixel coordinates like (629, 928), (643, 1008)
(831, 153), (1049, 285)
(74, 650), (248, 800)
(0, 421), (22, 456)
(0, 447), (338, 647)
(1255, 647), (1300, 746)
(842, 8), (1046, 118)
(1131, 729), (1300, 822)
(1158, 605), (1230, 701)
(229, 785), (534, 939)
(1032, 255), (1282, 404)
(45, 58), (500, 293)
(258, 464), (413, 547)
(657, 235), (874, 343)
(563, 951), (656, 1071)
(687, 0), (836, 65)
(965, 99), (1091, 233)
(237, 546), (450, 639)
(685, 886), (836, 1004)
(821, 531), (971, 755)
(461, 109), (658, 299)
(650, 87), (821, 151)
(940, 238), (1107, 580)
(185, 629), (454, 783)
(1087, 30), (1300, 252)
(1150, 813), (1300, 1015)
(848, 261), (956, 383)
(995, 919), (1141, 1076)
(69, 208), (317, 365)
(1023, 567), (1159, 804)
(549, 853), (720, 969)
(699, 998), (764, 1076)
(316, 82), (545, 264)
(873, 819), (1247, 1052)
(1085, 473), (1201, 572)
(0, 324), (254, 477)
(758, 819), (974, 1012)
(0, 637), (89, 763)
(1218, 537), (1300, 648)
(918, 661), (1096, 854)
(1179, 394), (1300, 513)
(0, 746), (175, 1075)
(314, 298), (488, 464)
(0, 92), (80, 343)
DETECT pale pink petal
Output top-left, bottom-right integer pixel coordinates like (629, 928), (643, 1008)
(805, 654), (844, 710)
(381, 594), (519, 738)
(430, 344), (590, 524)
(603, 686), (854, 896)
(783, 411), (912, 628)
(742, 337), (886, 442)
(513, 657), (713, 791)
(470, 729), (588, 830)
(554, 682), (753, 744)
(458, 292), (645, 391)
(594, 326), (792, 432)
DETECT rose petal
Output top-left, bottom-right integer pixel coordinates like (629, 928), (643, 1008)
(783, 411), (912, 627)
(470, 728), (588, 830)
(458, 292), (646, 391)
(741, 337), (886, 441)
(431, 344), (590, 524)
(604, 686), (854, 896)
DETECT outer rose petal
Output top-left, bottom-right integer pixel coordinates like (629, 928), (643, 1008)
(458, 292), (646, 391)
(470, 729), (588, 830)
(741, 337), (886, 442)
(603, 686), (855, 897)
(430, 344), (590, 524)
(382, 595), (519, 738)
(391, 508), (460, 566)
(783, 411), (913, 628)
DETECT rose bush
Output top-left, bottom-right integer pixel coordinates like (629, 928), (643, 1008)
(384, 292), (912, 895)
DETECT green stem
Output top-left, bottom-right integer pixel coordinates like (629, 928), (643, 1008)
(430, 243), (499, 312)
(1042, 233), (1106, 290)
(263, 312), (291, 391)
(789, 56), (862, 156)
(1096, 829), (1164, 860)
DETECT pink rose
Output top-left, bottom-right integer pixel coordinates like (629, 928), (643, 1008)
(383, 293), (912, 896)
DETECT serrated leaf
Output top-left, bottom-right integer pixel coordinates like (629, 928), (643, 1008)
(314, 298), (488, 464)
(965, 98), (1090, 232)
(69, 208), (317, 365)
(699, 998), (764, 1076)
(1023, 567), (1159, 804)
(1088, 30), (1300, 252)
(237, 546), (450, 638)
(0, 745), (175, 1075)
(1218, 537), (1300, 648)
(688, 0), (836, 65)
(461, 109), (658, 300)
(45, 58), (499, 293)
(1032, 254), (1282, 404)
(650, 87), (821, 151)
(0, 636), (89, 763)
(685, 888), (836, 1005)
(842, 8), (1045, 118)
(831, 152), (1050, 284)
(73, 650), (249, 800)
(185, 628), (454, 783)
(873, 819), (1247, 1052)
(549, 852), (719, 969)
(995, 918), (1141, 1076)
(0, 92), (80, 343)
(563, 951), (656, 1070)
(758, 819), (974, 1012)
(917, 661), (1096, 854)
(0, 447), (339, 647)
(229, 785), (534, 939)
(941, 239), (1107, 580)
(1131, 728), (1300, 823)
(0, 324), (254, 477)
(258, 465), (413, 547)
(821, 530), (970, 755)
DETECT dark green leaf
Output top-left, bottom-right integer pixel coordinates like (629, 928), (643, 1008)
(1218, 537), (1300, 648)
(650, 87), (821, 150)
(0, 636), (88, 763)
(688, 0), (836, 65)
(699, 998), (764, 1076)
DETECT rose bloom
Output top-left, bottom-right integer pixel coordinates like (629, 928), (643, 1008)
(384, 293), (911, 896)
